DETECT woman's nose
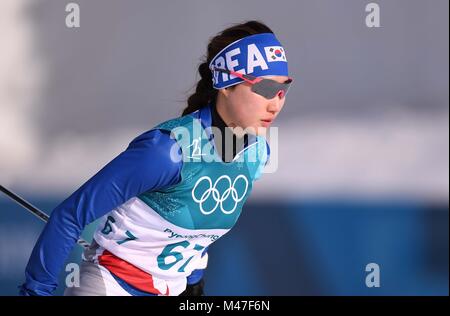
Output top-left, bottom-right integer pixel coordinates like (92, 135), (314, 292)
(267, 95), (283, 113)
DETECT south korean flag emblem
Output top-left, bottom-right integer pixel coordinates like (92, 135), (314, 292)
(264, 46), (287, 62)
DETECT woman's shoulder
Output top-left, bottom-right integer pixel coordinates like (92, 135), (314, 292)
(129, 128), (175, 147)
(126, 128), (183, 169)
(129, 112), (197, 148)
(152, 112), (197, 132)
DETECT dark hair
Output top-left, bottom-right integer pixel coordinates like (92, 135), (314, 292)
(181, 20), (274, 116)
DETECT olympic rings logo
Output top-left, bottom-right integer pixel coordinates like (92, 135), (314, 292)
(191, 175), (249, 215)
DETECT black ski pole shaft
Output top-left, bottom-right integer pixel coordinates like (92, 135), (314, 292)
(0, 185), (90, 248)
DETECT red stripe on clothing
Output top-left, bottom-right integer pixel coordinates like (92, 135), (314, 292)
(99, 250), (169, 295)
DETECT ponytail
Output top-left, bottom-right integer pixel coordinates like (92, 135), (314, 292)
(182, 62), (217, 116)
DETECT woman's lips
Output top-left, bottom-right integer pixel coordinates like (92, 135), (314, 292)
(261, 119), (273, 127)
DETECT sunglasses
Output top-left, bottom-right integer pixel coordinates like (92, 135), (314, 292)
(212, 67), (293, 99)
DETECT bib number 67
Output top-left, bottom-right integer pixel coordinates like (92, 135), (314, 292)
(157, 241), (204, 273)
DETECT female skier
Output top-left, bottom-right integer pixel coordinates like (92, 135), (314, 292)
(19, 20), (292, 296)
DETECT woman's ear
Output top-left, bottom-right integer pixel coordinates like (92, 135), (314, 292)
(219, 87), (230, 98)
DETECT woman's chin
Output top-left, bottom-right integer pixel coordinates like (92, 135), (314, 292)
(255, 126), (267, 137)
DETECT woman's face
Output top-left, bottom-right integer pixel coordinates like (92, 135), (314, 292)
(217, 75), (290, 136)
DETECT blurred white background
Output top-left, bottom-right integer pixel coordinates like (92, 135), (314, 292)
(0, 0), (448, 200)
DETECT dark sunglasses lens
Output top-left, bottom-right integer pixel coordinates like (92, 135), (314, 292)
(252, 79), (291, 99)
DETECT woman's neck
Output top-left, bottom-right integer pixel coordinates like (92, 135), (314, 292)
(211, 101), (247, 163)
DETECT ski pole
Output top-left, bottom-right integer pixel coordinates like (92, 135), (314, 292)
(0, 185), (90, 249)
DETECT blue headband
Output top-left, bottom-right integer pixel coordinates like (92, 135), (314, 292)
(209, 33), (289, 89)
